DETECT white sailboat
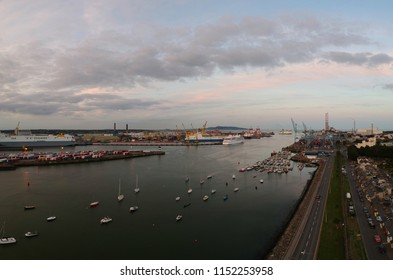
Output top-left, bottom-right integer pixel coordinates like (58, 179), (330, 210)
(117, 178), (124, 202)
(134, 174), (140, 193)
(0, 222), (16, 245)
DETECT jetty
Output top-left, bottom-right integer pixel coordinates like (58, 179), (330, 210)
(0, 150), (164, 171)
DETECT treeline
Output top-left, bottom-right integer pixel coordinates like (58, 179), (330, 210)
(347, 144), (393, 160)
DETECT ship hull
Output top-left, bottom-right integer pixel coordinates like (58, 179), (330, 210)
(0, 141), (75, 148)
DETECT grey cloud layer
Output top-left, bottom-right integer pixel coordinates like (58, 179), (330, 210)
(0, 15), (391, 116)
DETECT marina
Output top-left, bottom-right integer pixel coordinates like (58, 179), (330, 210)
(0, 134), (316, 259)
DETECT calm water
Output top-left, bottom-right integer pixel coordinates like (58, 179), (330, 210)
(0, 135), (315, 260)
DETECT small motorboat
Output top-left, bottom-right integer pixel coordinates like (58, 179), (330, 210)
(223, 194), (229, 201)
(232, 174), (236, 179)
(187, 188), (193, 194)
(211, 189), (216, 194)
(176, 215), (182, 221)
(183, 203), (191, 208)
(260, 179), (264, 183)
(203, 195), (209, 201)
(46, 216), (56, 222)
(129, 206), (139, 213)
(100, 216), (112, 224)
(207, 174), (213, 179)
(24, 205), (36, 210)
(200, 180), (205, 185)
(25, 231), (39, 238)
(175, 196), (181, 201)
(233, 187), (239, 192)
(89, 201), (99, 207)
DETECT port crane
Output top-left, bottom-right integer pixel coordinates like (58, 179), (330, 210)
(190, 123), (198, 144)
(291, 118), (298, 143)
(182, 123), (190, 145)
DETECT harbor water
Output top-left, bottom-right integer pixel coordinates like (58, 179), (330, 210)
(0, 135), (316, 260)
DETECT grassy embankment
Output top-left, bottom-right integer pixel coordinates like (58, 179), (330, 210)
(317, 151), (366, 259)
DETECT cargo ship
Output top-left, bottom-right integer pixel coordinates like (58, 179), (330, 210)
(185, 132), (224, 144)
(0, 124), (76, 149)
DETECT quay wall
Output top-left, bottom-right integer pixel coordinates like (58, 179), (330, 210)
(0, 150), (165, 170)
(265, 160), (325, 259)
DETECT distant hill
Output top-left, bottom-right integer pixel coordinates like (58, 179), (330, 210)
(206, 126), (247, 131)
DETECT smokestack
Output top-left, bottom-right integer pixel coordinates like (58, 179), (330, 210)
(126, 124), (129, 133)
(114, 122), (117, 131)
(325, 113), (329, 132)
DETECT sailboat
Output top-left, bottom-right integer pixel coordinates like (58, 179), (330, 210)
(117, 178), (124, 202)
(134, 174), (140, 193)
(0, 222), (16, 245)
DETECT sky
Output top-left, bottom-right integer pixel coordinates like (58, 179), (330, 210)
(0, 0), (392, 131)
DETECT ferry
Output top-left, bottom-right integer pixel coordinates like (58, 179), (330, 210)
(222, 134), (244, 145)
(0, 124), (75, 148)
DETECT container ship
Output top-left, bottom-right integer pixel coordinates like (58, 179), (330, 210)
(0, 124), (76, 149)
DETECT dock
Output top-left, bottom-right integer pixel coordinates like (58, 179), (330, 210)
(0, 150), (165, 171)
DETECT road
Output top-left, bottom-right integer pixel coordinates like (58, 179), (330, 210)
(345, 154), (392, 260)
(290, 154), (334, 259)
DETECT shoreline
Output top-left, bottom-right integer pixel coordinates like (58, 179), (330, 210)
(265, 159), (325, 259)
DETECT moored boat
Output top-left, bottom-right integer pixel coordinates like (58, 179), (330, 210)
(25, 231), (39, 238)
(100, 216), (112, 224)
(176, 215), (182, 221)
(24, 205), (36, 210)
(0, 222), (16, 245)
(89, 201), (99, 207)
(129, 206), (139, 212)
(46, 216), (56, 222)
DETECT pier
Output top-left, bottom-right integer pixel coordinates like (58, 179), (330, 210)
(0, 150), (165, 171)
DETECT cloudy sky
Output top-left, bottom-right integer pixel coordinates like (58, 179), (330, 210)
(0, 0), (392, 130)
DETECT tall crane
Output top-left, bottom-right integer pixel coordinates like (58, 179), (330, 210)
(291, 118), (298, 143)
(202, 121), (208, 135)
(190, 123), (198, 144)
(182, 123), (190, 145)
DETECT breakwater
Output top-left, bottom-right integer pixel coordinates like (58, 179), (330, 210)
(0, 149), (164, 170)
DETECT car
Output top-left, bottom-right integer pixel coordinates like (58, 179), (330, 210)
(376, 216), (383, 222)
(363, 207), (369, 213)
(374, 234), (381, 243)
(378, 244), (386, 254)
